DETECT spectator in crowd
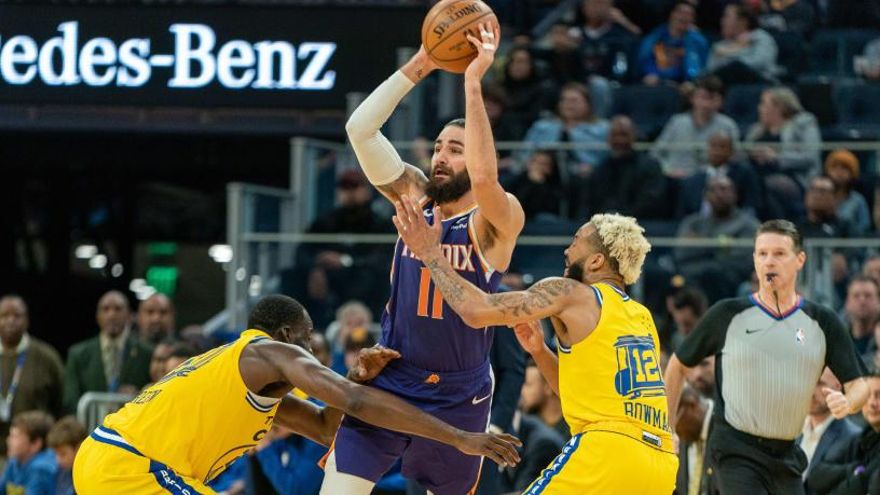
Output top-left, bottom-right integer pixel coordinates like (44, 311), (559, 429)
(863, 256), (880, 288)
(748, 87), (822, 219)
(637, 1), (709, 85)
(801, 368), (862, 495)
(675, 384), (717, 495)
(861, 259), (880, 326)
(857, 36), (880, 81)
(179, 324), (212, 354)
(501, 411), (566, 492)
(677, 131), (765, 218)
(687, 356), (716, 399)
(652, 76), (741, 178)
(575, 0), (640, 81)
(0, 410), (56, 494)
(707, 3), (780, 84)
(507, 150), (565, 220)
(864, 321), (880, 371)
(340, 327), (377, 377)
(163, 342), (197, 375)
(798, 176), (857, 240)
(287, 170), (394, 328)
(323, 300), (380, 375)
(476, 323), (527, 495)
(842, 276), (880, 356)
(581, 115), (666, 218)
(148, 338), (176, 384)
(251, 424), (327, 495)
(136, 293), (175, 346)
(825, 150), (871, 236)
(534, 24), (587, 87)
(499, 46), (555, 132)
(758, 0), (816, 37)
(47, 416), (86, 495)
(807, 370), (880, 495)
(675, 175), (761, 302)
(63, 290), (153, 413)
(668, 287), (709, 351)
(519, 82), (609, 178)
(520, 360), (569, 439)
(482, 83), (525, 174)
(0, 295), (64, 456)
(746, 87), (822, 184)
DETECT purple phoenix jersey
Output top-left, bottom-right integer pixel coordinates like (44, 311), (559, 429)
(330, 200), (503, 494)
(381, 199), (502, 372)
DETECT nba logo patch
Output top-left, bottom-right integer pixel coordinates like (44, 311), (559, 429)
(795, 328), (806, 345)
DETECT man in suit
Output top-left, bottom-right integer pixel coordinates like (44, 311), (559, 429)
(677, 132), (764, 219)
(675, 385), (717, 495)
(63, 290), (153, 413)
(802, 367), (862, 495)
(0, 295), (65, 456)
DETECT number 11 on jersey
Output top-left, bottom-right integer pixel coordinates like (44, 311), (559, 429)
(417, 268), (444, 319)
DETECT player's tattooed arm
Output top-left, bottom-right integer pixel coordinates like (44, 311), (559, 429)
(375, 163), (429, 203)
(426, 258), (579, 327)
(393, 194), (581, 327)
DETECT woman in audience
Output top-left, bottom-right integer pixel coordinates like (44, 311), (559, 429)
(826, 149), (871, 236)
(518, 82), (610, 179)
(500, 46), (556, 136)
(745, 87), (821, 218)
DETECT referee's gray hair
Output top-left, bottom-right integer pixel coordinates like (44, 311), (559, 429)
(589, 213), (651, 285)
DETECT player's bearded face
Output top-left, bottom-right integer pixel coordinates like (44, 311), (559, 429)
(426, 166), (471, 204)
(564, 257), (586, 282)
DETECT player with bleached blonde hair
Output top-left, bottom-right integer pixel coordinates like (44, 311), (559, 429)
(394, 202), (678, 494)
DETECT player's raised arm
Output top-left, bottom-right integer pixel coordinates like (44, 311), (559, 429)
(462, 23), (525, 238)
(253, 341), (522, 466)
(345, 47), (435, 204)
(393, 195), (585, 327)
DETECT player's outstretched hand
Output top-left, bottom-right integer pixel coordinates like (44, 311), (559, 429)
(512, 320), (547, 355)
(392, 194), (442, 259)
(348, 345), (401, 383)
(464, 21), (500, 81)
(455, 431), (522, 467)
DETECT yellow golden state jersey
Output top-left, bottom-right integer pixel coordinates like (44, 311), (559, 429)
(103, 329), (281, 484)
(558, 283), (673, 452)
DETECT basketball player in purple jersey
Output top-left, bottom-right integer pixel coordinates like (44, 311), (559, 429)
(319, 24), (524, 495)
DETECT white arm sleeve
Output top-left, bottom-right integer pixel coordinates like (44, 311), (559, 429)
(345, 71), (415, 186)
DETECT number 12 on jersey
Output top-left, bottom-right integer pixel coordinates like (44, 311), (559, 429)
(417, 268), (444, 319)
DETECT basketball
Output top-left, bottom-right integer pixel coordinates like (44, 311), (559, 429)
(421, 0), (498, 73)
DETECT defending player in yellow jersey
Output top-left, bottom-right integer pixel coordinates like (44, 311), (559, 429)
(72, 295), (521, 495)
(394, 196), (678, 494)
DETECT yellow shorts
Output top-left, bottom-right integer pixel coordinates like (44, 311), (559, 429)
(73, 427), (216, 495)
(522, 430), (678, 494)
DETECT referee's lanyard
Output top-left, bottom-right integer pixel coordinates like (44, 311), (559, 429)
(0, 352), (26, 422)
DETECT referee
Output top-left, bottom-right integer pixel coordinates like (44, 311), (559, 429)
(665, 220), (869, 494)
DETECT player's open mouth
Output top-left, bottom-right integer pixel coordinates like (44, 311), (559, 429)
(434, 170), (449, 179)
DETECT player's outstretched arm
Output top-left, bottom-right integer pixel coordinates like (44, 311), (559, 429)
(461, 23), (525, 238)
(273, 346), (402, 446)
(255, 342), (522, 466)
(345, 48), (434, 203)
(393, 195), (583, 328)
